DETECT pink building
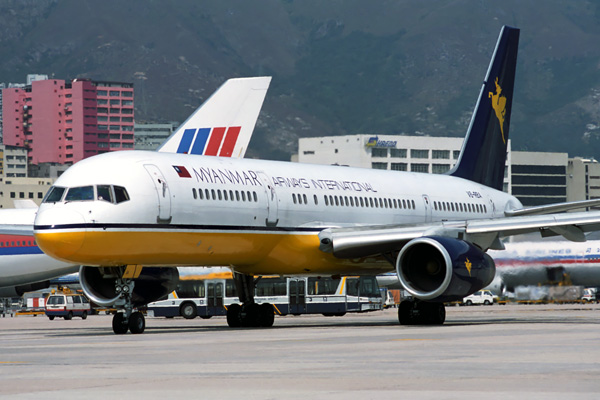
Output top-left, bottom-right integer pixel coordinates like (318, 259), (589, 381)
(2, 79), (134, 165)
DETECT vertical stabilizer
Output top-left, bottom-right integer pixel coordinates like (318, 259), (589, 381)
(158, 76), (271, 158)
(448, 26), (519, 190)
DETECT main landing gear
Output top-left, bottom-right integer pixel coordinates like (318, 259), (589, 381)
(226, 273), (275, 328)
(110, 276), (146, 335)
(397, 300), (445, 325)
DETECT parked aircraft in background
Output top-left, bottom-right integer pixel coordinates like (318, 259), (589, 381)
(489, 234), (600, 292)
(0, 208), (78, 297)
(0, 77), (271, 297)
(33, 26), (600, 335)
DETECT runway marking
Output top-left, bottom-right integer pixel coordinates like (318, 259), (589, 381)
(391, 338), (439, 341)
(0, 361), (26, 364)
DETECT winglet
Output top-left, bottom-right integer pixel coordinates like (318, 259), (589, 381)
(158, 76), (271, 158)
(448, 26), (519, 191)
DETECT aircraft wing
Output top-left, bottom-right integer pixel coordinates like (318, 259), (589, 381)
(318, 210), (600, 259)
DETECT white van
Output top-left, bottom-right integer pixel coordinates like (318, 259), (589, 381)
(45, 293), (91, 320)
(462, 290), (495, 306)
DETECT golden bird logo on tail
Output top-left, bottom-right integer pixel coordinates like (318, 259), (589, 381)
(488, 77), (507, 144)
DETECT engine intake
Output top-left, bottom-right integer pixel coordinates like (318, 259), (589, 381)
(396, 236), (495, 302)
(80, 266), (179, 307)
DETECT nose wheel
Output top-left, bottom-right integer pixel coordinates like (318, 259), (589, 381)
(111, 275), (146, 334)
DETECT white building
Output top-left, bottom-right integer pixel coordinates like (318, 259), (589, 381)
(296, 134), (582, 207)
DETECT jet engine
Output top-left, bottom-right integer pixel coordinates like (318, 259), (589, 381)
(80, 266), (178, 307)
(396, 236), (495, 302)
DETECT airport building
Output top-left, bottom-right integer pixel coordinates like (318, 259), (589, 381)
(134, 123), (176, 151)
(2, 78), (135, 165)
(297, 134), (582, 207)
(567, 157), (600, 210)
(0, 176), (53, 208)
(0, 144), (28, 178)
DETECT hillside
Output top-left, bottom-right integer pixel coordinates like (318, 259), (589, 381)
(1, 0), (600, 160)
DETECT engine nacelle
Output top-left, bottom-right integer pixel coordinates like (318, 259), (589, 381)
(396, 236), (495, 302)
(80, 266), (179, 307)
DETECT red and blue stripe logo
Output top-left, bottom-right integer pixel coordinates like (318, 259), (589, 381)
(176, 127), (241, 156)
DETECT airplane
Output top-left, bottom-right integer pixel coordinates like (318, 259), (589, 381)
(32, 26), (600, 335)
(0, 76), (271, 298)
(488, 234), (600, 292)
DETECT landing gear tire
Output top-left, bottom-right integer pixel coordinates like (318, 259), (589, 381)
(241, 303), (261, 327)
(258, 303), (275, 327)
(129, 311), (145, 334)
(398, 301), (414, 325)
(112, 313), (129, 334)
(398, 301), (445, 325)
(180, 302), (197, 319)
(422, 302), (445, 325)
(227, 303), (242, 327)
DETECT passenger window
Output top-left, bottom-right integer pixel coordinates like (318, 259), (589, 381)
(43, 186), (66, 203)
(324, 196), (329, 206)
(253, 192), (258, 202)
(314, 195), (318, 205)
(223, 190), (228, 201)
(192, 188), (197, 199)
(65, 186), (94, 202)
(235, 191), (240, 201)
(114, 186), (130, 203)
(199, 189), (204, 200)
(97, 185), (113, 203)
(303, 194), (307, 204)
(292, 193), (297, 204)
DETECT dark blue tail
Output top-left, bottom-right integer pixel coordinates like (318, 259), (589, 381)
(447, 26), (519, 191)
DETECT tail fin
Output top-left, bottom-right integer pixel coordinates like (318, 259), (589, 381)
(448, 26), (519, 190)
(158, 76), (271, 158)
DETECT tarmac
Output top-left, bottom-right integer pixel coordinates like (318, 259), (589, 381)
(1, 303), (600, 399)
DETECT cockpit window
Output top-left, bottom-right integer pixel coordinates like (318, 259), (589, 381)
(65, 186), (94, 202)
(114, 186), (130, 204)
(97, 185), (113, 203)
(43, 184), (129, 204)
(43, 186), (66, 203)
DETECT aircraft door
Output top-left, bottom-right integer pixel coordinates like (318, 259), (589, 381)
(289, 279), (306, 315)
(144, 164), (172, 223)
(257, 171), (279, 227)
(422, 194), (432, 222)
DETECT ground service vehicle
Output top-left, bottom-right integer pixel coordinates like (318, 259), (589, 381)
(462, 290), (495, 306)
(45, 292), (91, 320)
(147, 275), (383, 320)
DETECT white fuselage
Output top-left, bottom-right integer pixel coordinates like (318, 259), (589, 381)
(34, 151), (520, 276)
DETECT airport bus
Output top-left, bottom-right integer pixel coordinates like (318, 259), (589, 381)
(147, 271), (383, 319)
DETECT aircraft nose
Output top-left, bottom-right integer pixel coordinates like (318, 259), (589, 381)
(34, 208), (86, 263)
